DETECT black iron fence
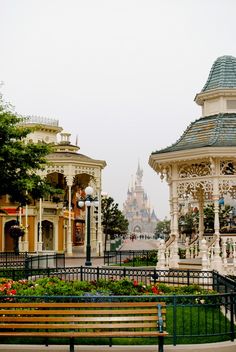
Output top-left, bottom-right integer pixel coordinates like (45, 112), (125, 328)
(25, 253), (65, 270)
(0, 252), (235, 295)
(0, 252), (30, 268)
(0, 252), (65, 270)
(0, 265), (214, 288)
(0, 293), (235, 345)
(213, 271), (236, 293)
(104, 250), (158, 266)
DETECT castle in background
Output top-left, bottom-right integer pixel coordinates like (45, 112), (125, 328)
(123, 164), (158, 235)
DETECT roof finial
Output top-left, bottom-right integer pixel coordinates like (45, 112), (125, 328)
(75, 134), (79, 146)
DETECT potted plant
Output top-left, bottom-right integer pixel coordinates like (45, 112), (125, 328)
(9, 223), (25, 254)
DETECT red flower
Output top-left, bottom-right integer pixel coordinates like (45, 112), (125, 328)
(151, 286), (159, 294)
(8, 289), (16, 295)
(133, 280), (139, 286)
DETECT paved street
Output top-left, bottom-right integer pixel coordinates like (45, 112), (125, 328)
(120, 238), (158, 250)
(65, 238), (158, 267)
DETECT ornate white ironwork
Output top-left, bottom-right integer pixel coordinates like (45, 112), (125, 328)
(179, 162), (211, 178)
(219, 179), (236, 198)
(177, 180), (213, 200)
(220, 160), (236, 175)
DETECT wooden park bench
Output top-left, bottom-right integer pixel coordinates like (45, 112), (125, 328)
(0, 301), (168, 352)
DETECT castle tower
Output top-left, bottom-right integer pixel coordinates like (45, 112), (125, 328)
(123, 164), (158, 236)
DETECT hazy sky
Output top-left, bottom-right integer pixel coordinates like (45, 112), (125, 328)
(1, 0), (236, 219)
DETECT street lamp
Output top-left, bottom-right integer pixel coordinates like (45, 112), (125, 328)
(228, 209), (233, 230)
(78, 186), (99, 266)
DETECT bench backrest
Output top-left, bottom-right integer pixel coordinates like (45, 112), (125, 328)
(0, 301), (166, 334)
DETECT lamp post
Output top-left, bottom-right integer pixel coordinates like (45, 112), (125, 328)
(78, 186), (99, 266)
(229, 209), (233, 230)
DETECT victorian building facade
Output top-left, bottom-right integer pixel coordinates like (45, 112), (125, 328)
(0, 116), (106, 255)
(123, 164), (158, 235)
(149, 55), (236, 270)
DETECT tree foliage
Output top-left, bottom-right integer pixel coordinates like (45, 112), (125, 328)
(178, 204), (234, 235)
(155, 219), (171, 237)
(204, 204), (233, 232)
(101, 196), (129, 250)
(0, 97), (57, 205)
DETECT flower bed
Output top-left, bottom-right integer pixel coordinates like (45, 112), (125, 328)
(0, 277), (216, 297)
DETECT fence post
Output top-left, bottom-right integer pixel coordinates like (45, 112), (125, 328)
(80, 266), (83, 281)
(123, 267), (126, 278)
(230, 292), (235, 341)
(153, 268), (157, 284)
(173, 294), (177, 346)
(212, 270), (217, 291)
(187, 269), (190, 286)
(97, 267), (100, 281)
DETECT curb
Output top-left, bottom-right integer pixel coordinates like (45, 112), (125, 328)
(0, 342), (236, 352)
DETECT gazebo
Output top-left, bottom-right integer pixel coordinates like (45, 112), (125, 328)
(149, 55), (236, 273)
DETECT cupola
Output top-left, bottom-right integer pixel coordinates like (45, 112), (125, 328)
(195, 55), (236, 117)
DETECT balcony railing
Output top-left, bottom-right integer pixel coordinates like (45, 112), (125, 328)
(21, 116), (59, 127)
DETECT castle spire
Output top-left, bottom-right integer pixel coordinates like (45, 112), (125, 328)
(136, 161), (143, 187)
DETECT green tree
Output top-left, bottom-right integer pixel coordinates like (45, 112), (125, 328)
(204, 203), (233, 232)
(0, 96), (58, 205)
(101, 196), (129, 251)
(179, 210), (199, 236)
(178, 203), (234, 236)
(155, 219), (170, 238)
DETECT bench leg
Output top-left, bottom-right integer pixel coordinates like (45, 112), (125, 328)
(70, 337), (74, 352)
(44, 337), (49, 347)
(158, 336), (164, 352)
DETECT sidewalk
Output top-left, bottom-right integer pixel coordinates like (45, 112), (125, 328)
(63, 245), (104, 267)
(0, 341), (236, 352)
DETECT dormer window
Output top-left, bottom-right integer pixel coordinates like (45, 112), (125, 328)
(60, 132), (71, 144)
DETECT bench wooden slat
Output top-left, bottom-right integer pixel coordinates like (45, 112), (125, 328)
(0, 331), (168, 337)
(0, 322), (157, 329)
(0, 308), (164, 315)
(1, 315), (160, 322)
(0, 302), (165, 308)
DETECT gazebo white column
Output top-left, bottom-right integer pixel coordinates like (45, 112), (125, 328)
(171, 165), (179, 239)
(198, 195), (204, 239)
(170, 165), (180, 267)
(96, 188), (103, 256)
(18, 207), (23, 252)
(37, 198), (43, 252)
(22, 202), (29, 252)
(168, 179), (174, 237)
(66, 175), (73, 255)
(212, 166), (222, 271)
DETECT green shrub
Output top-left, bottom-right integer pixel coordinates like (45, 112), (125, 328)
(0, 276), (216, 298)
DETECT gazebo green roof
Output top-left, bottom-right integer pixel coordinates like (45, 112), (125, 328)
(152, 113), (236, 155)
(202, 55), (236, 92)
